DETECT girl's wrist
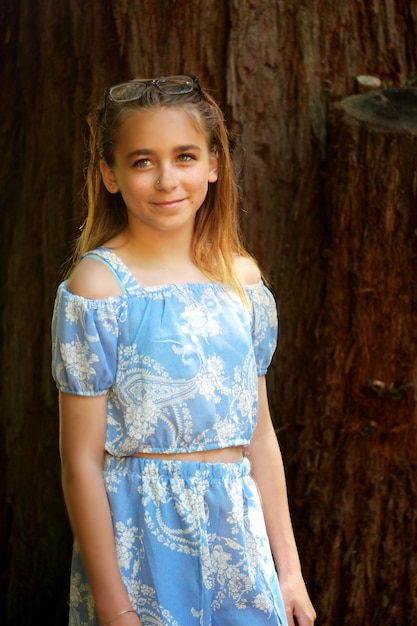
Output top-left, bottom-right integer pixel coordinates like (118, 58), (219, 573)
(103, 608), (138, 626)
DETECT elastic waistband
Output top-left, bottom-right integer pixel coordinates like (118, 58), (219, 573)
(103, 454), (251, 480)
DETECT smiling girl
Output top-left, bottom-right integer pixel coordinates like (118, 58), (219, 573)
(52, 75), (316, 626)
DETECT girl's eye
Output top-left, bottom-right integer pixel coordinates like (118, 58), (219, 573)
(178, 153), (195, 162)
(133, 158), (151, 168)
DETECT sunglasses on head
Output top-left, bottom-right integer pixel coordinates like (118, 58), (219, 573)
(104, 75), (201, 108)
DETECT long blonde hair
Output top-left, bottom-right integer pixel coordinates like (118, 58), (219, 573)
(71, 76), (255, 295)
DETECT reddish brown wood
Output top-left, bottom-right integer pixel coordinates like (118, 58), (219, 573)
(303, 102), (417, 624)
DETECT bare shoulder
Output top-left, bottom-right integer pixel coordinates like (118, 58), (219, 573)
(234, 255), (262, 285)
(67, 258), (123, 299)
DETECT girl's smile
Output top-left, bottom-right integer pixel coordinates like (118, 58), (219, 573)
(100, 107), (218, 235)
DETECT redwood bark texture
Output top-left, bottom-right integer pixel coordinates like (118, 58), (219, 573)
(1, 1), (417, 624)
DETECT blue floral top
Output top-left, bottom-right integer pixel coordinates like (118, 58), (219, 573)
(51, 248), (278, 456)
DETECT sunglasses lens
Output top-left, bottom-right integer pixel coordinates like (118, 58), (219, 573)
(157, 75), (195, 94)
(108, 82), (147, 102)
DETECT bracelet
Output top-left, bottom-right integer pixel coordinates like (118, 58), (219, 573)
(104, 609), (137, 626)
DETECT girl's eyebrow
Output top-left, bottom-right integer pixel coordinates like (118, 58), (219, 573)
(126, 145), (202, 159)
(176, 144), (202, 152)
(127, 148), (153, 159)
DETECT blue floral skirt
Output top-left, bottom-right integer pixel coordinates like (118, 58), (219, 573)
(68, 455), (287, 626)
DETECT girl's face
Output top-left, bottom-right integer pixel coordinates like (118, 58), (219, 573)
(100, 107), (218, 236)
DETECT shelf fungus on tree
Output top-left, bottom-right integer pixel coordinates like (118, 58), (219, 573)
(340, 87), (417, 134)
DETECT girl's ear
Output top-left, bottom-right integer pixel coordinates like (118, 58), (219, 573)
(208, 152), (219, 183)
(100, 160), (120, 193)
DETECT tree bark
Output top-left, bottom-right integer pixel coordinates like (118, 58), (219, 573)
(1, 1), (417, 624)
(301, 98), (417, 625)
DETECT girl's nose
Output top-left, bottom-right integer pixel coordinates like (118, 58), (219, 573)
(155, 166), (179, 191)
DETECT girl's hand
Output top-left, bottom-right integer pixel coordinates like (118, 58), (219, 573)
(279, 573), (317, 626)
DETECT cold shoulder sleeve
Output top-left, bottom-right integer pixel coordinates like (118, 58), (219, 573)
(51, 282), (127, 396)
(246, 282), (279, 376)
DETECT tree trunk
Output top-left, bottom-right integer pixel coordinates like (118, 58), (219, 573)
(301, 94), (417, 625)
(1, 1), (417, 624)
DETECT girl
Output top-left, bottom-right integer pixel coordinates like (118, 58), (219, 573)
(52, 75), (316, 626)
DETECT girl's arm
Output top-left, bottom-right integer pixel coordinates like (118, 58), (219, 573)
(59, 392), (141, 626)
(245, 376), (316, 626)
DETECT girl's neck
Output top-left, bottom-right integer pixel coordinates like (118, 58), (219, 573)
(105, 226), (209, 287)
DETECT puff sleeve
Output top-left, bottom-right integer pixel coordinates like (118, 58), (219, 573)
(51, 282), (126, 396)
(246, 282), (278, 375)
